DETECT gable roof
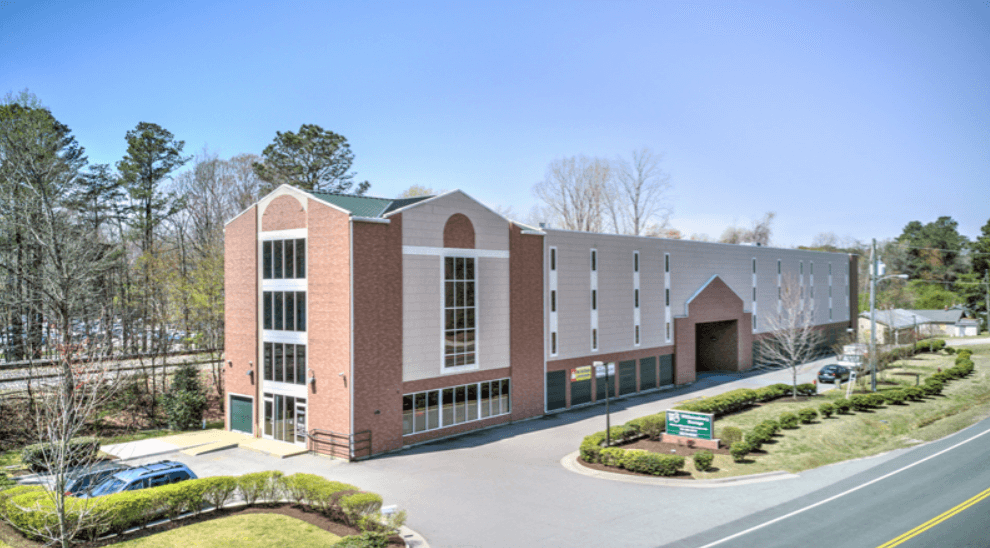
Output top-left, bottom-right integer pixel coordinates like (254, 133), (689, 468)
(859, 309), (932, 330)
(306, 190), (434, 218)
(902, 309), (964, 324)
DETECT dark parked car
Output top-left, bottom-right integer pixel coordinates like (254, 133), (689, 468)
(817, 364), (851, 384)
(65, 463), (132, 496)
(79, 461), (196, 498)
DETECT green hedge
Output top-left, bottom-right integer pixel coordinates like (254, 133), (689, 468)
(21, 437), (99, 473)
(693, 450), (714, 472)
(819, 402), (835, 418)
(719, 426), (743, 446)
(797, 408), (818, 424)
(730, 442), (750, 462)
(779, 412), (799, 429)
(675, 388), (758, 416)
(915, 339), (947, 353)
(340, 492), (383, 527)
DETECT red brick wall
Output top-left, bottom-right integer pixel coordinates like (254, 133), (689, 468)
(509, 224), (544, 419)
(351, 215), (404, 455)
(307, 201), (352, 436)
(262, 194), (307, 231)
(443, 213), (475, 249)
(674, 276), (753, 384)
(224, 207), (258, 433)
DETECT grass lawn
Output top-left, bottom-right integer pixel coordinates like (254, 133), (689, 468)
(688, 345), (990, 479)
(110, 514), (341, 548)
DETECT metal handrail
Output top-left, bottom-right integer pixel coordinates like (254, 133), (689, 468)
(308, 428), (372, 461)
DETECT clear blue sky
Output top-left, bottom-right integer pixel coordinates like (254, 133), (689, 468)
(2, 0), (987, 247)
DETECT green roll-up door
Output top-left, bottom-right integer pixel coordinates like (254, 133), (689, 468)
(659, 354), (675, 386)
(230, 395), (253, 434)
(547, 370), (567, 411)
(639, 356), (657, 390)
(571, 378), (592, 406)
(619, 360), (636, 396)
(596, 373), (615, 401)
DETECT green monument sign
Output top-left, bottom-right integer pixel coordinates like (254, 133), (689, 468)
(665, 409), (714, 440)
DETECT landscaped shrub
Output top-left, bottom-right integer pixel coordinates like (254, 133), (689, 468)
(719, 426), (743, 446)
(340, 492), (383, 527)
(693, 450), (714, 472)
(915, 339), (946, 353)
(834, 399), (852, 414)
(922, 381), (943, 396)
(745, 429), (767, 451)
(882, 390), (906, 405)
(903, 387), (924, 401)
(20, 437), (99, 473)
(849, 395), (871, 411)
(958, 349), (973, 359)
(779, 412), (799, 429)
(600, 447), (627, 467)
(759, 419), (781, 435)
(945, 346), (956, 355)
(797, 408), (818, 424)
(796, 383), (817, 397)
(755, 384), (791, 402)
(201, 476), (238, 509)
(675, 388), (758, 416)
(633, 415), (666, 440)
(609, 425), (638, 443)
(730, 442), (750, 462)
(618, 451), (685, 476)
(865, 393), (886, 408)
(819, 402), (835, 418)
(237, 471), (285, 506)
(580, 432), (607, 463)
(155, 478), (214, 518)
(333, 531), (392, 548)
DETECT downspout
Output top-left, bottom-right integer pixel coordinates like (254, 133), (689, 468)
(349, 217), (355, 454)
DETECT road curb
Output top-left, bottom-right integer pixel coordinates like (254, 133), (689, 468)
(399, 525), (430, 548)
(560, 451), (799, 488)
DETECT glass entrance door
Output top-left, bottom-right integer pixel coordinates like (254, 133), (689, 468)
(263, 393), (307, 445)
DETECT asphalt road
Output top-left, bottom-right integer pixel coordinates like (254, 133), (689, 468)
(670, 417), (990, 548)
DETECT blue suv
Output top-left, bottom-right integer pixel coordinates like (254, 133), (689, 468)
(80, 461), (197, 498)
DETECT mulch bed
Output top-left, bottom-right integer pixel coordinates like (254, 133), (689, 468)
(0, 504), (404, 547)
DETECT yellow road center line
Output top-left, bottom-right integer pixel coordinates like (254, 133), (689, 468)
(876, 485), (990, 548)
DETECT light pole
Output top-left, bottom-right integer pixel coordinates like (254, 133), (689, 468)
(869, 238), (908, 392)
(595, 360), (611, 446)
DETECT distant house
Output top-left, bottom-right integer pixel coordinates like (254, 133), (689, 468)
(904, 308), (980, 337)
(858, 309), (932, 345)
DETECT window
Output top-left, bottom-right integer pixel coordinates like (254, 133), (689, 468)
(665, 288), (670, 306)
(666, 322), (670, 340)
(777, 260), (781, 274)
(551, 332), (557, 355)
(403, 379), (511, 435)
(551, 290), (556, 312)
(263, 291), (306, 332)
(263, 238), (306, 280)
(800, 262), (804, 275)
(634, 252), (639, 272)
(753, 287), (757, 300)
(444, 257), (476, 368)
(634, 289), (639, 308)
(810, 262), (814, 275)
(550, 248), (556, 271)
(591, 290), (597, 310)
(753, 258), (756, 273)
(665, 254), (669, 273)
(591, 249), (597, 271)
(592, 328), (598, 350)
(635, 325), (640, 345)
(263, 343), (308, 385)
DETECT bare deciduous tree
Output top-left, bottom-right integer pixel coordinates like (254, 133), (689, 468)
(613, 148), (672, 236)
(757, 276), (824, 398)
(532, 155), (612, 232)
(719, 211), (776, 246)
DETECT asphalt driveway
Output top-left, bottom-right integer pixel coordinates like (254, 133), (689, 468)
(108, 354), (925, 548)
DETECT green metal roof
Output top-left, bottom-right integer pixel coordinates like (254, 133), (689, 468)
(307, 191), (433, 218)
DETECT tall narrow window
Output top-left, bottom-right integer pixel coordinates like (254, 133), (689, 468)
(264, 342), (273, 381)
(551, 332), (557, 355)
(592, 328), (598, 350)
(591, 249), (597, 271)
(634, 252), (639, 272)
(591, 290), (597, 310)
(273, 240), (284, 279)
(635, 325), (640, 345)
(295, 239), (306, 278)
(634, 289), (639, 308)
(551, 290), (556, 312)
(296, 292), (306, 331)
(274, 292), (284, 331)
(665, 254), (670, 272)
(263, 242), (272, 279)
(263, 292), (272, 330)
(753, 258), (757, 273)
(284, 292), (295, 331)
(284, 240), (295, 279)
(665, 289), (670, 306)
(550, 248), (556, 270)
(444, 256), (476, 368)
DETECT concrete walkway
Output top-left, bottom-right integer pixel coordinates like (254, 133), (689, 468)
(103, 430), (307, 461)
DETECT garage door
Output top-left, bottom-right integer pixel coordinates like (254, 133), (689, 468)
(230, 395), (253, 434)
(546, 371), (567, 411)
(618, 360), (636, 396)
(571, 377), (591, 406)
(639, 356), (657, 390)
(659, 354), (675, 386)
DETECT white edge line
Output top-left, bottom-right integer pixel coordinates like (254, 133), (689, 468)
(696, 424), (990, 548)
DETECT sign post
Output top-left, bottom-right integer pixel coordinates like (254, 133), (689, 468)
(665, 410), (714, 440)
(594, 361), (613, 446)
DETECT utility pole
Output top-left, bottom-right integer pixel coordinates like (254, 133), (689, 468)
(985, 270), (989, 335)
(870, 239), (878, 393)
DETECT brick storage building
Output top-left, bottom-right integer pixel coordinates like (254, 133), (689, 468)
(224, 185), (858, 457)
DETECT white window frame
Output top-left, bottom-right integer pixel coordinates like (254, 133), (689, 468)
(441, 251), (480, 375)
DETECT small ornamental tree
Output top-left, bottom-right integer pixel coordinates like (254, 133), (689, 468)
(160, 363), (207, 430)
